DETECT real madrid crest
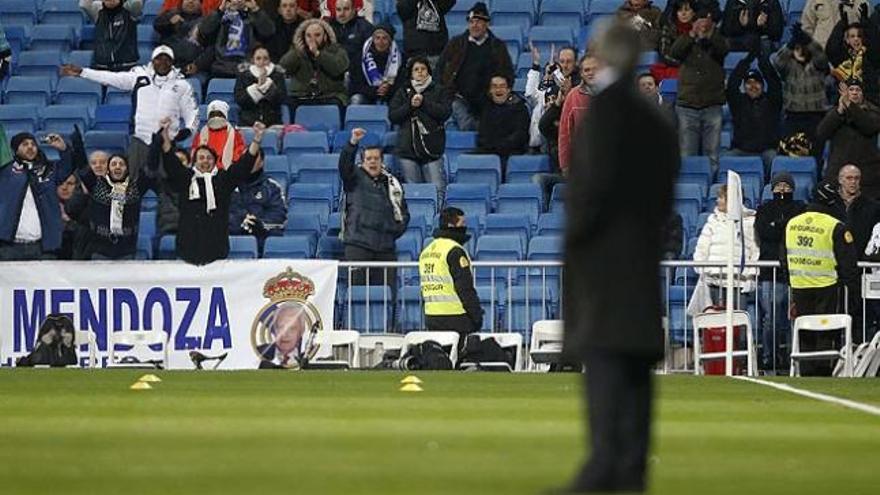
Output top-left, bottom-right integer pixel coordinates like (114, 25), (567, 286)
(250, 268), (323, 369)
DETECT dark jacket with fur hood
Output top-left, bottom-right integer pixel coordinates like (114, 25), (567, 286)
(279, 19), (350, 105)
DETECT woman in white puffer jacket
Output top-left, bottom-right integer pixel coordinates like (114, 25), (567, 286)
(693, 184), (761, 299)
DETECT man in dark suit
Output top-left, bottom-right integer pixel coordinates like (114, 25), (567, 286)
(561, 21), (681, 493)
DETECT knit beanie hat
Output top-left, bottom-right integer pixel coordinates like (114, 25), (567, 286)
(10, 132), (36, 154)
(770, 171), (795, 190)
(468, 2), (491, 21)
(373, 21), (396, 39)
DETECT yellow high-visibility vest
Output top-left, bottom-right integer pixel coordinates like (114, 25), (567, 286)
(785, 211), (840, 289)
(419, 237), (470, 316)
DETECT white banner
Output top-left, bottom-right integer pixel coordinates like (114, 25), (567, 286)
(0, 260), (338, 369)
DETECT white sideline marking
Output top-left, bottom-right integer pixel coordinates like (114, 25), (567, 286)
(733, 376), (880, 417)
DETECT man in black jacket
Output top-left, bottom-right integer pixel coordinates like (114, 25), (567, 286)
(477, 74), (530, 175)
(419, 207), (483, 336)
(755, 171), (805, 370)
(720, 0), (784, 51)
(560, 23), (679, 493)
(329, 0), (374, 74)
(266, 0), (305, 61)
(437, 2), (514, 131)
(726, 49), (782, 174)
(90, 0), (140, 72)
(154, 0), (208, 73)
(340, 128), (410, 285)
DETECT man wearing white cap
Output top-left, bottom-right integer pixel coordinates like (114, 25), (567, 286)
(60, 45), (200, 179)
(191, 100), (246, 170)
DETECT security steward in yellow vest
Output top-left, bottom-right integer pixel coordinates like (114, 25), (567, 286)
(783, 182), (858, 375)
(419, 207), (483, 335)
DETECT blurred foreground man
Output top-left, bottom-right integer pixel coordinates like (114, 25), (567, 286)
(560, 21), (680, 493)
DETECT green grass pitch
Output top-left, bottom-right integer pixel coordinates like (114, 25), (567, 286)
(0, 371), (877, 495)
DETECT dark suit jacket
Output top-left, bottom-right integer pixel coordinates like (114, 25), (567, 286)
(562, 76), (680, 361)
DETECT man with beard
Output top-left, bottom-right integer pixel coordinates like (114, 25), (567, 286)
(0, 133), (72, 260)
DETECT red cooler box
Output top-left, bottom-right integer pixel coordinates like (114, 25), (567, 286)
(701, 325), (747, 375)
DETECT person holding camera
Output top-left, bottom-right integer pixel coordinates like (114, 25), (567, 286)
(670, 6), (728, 174)
(198, 0), (276, 78)
(0, 133), (72, 260)
(720, 0), (784, 52)
(389, 57), (452, 205)
(524, 44), (580, 154)
(280, 18), (350, 116)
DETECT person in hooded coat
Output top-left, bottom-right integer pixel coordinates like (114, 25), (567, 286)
(160, 118), (266, 265)
(280, 18), (350, 114)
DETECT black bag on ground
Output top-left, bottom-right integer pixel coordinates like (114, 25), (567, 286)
(460, 334), (515, 369)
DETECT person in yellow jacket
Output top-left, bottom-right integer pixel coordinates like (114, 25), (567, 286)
(419, 207), (483, 335)
(783, 181), (858, 374)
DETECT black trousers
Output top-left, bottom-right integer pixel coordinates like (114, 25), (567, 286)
(343, 244), (397, 286)
(573, 352), (655, 493)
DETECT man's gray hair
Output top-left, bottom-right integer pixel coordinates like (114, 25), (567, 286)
(589, 18), (642, 74)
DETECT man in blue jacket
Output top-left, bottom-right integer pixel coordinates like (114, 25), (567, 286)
(229, 156), (288, 255)
(0, 132), (72, 260)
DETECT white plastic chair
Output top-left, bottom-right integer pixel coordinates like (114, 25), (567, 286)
(108, 330), (170, 369)
(692, 310), (756, 376)
(75, 330), (97, 368)
(311, 330), (360, 369)
(402, 331), (460, 367)
(459, 332), (524, 371)
(791, 314), (853, 377)
(529, 319), (564, 370)
(357, 333), (405, 368)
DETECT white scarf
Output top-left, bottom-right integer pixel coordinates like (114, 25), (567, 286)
(411, 75), (433, 94)
(361, 37), (402, 87)
(199, 124), (236, 169)
(105, 176), (130, 236)
(189, 168), (219, 213)
(383, 170), (405, 222)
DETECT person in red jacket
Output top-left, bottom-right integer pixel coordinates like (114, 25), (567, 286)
(558, 55), (600, 173)
(191, 100), (246, 170)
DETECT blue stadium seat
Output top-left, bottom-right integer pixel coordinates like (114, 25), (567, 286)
(492, 0), (536, 31)
(405, 213), (431, 240)
(94, 104), (131, 132)
(135, 236), (153, 260)
(263, 235), (315, 259)
(0, 0), (38, 26)
(16, 50), (63, 81)
(288, 183), (334, 226)
(674, 200), (700, 238)
(240, 127), (280, 155)
(84, 130), (129, 156)
(539, 0), (585, 29)
(141, 190), (158, 212)
(403, 183), (438, 220)
(445, 131), (478, 163)
(157, 234), (177, 259)
(295, 155), (341, 201)
(447, 0), (480, 25)
(506, 154), (549, 183)
(344, 286), (393, 332)
(331, 129), (380, 152)
(476, 286), (503, 332)
(228, 235), (259, 259)
(398, 285), (425, 332)
(549, 183), (566, 213)
(484, 213), (531, 253)
(262, 155), (290, 183)
(536, 213), (564, 237)
(185, 77), (203, 104)
(137, 24), (158, 50)
(55, 77), (102, 108)
(205, 78), (237, 106)
(496, 183), (543, 227)
(344, 105), (390, 134)
(507, 285), (557, 336)
(317, 234), (344, 259)
(29, 25), (75, 52)
(104, 86), (132, 105)
(4, 25), (29, 56)
(396, 231), (422, 261)
(294, 105), (341, 132)
(446, 183), (492, 219)
(284, 212), (322, 239)
(0, 104), (40, 137)
(4, 76), (52, 106)
(528, 26), (575, 56)
(476, 234), (524, 261)
(138, 210), (157, 240)
(680, 156), (713, 186)
(659, 78), (678, 103)
(724, 51), (750, 72)
(326, 212), (342, 236)
(674, 183), (704, 213)
(283, 131), (330, 161)
(586, 0), (618, 22)
(719, 156), (764, 185)
(493, 24), (524, 56)
(770, 155), (816, 177)
(79, 25), (96, 51)
(142, 0), (163, 24)
(65, 50), (94, 68)
(454, 154), (501, 195)
(41, 0), (85, 26)
(523, 235), (564, 289)
(41, 105), (91, 133)
(515, 52), (535, 78)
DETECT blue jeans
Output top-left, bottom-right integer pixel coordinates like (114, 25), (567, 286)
(451, 96), (478, 131)
(759, 280), (790, 370)
(398, 157), (447, 207)
(677, 105), (722, 174)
